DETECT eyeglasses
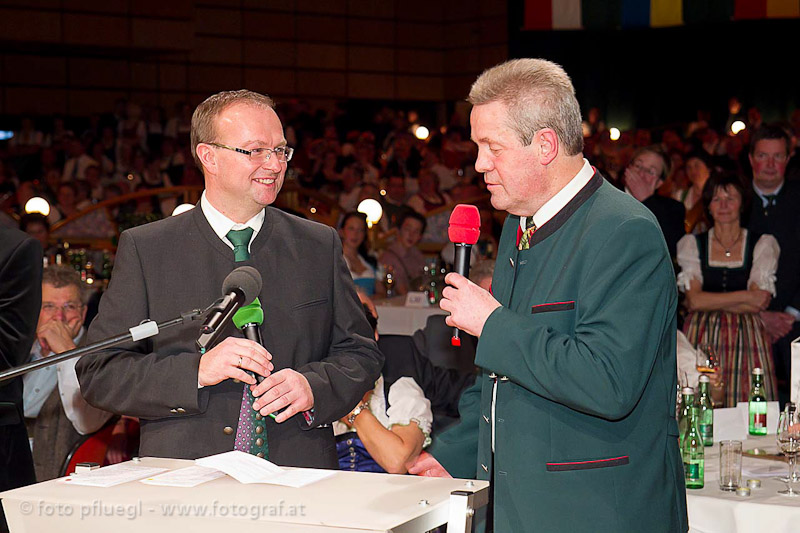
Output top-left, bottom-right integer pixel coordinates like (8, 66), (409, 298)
(753, 152), (788, 163)
(632, 160), (660, 178)
(41, 302), (83, 315)
(207, 142), (294, 164)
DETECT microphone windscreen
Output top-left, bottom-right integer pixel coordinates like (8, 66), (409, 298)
(223, 266), (262, 305)
(233, 297), (264, 328)
(448, 204), (481, 245)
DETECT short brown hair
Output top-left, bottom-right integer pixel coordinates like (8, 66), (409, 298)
(190, 89), (275, 169)
(468, 58), (584, 156)
(42, 265), (88, 305)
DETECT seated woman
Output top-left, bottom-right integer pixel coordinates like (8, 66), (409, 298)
(677, 172), (779, 407)
(673, 150), (712, 234)
(338, 212), (379, 296)
(333, 300), (432, 474)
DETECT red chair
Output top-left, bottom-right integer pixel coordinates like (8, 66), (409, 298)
(60, 417), (140, 476)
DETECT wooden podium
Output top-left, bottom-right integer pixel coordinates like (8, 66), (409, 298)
(1, 458), (489, 532)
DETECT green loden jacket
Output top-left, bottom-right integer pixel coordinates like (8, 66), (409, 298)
(430, 173), (689, 532)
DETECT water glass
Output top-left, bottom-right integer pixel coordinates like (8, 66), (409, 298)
(719, 440), (742, 491)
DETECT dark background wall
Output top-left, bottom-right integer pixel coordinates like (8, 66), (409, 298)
(0, 0), (507, 117)
(508, 2), (800, 130)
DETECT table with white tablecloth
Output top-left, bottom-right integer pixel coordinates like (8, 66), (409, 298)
(374, 296), (447, 336)
(0, 457), (489, 532)
(687, 435), (800, 533)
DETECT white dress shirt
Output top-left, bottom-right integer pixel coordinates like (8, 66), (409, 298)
(200, 191), (265, 252)
(519, 158), (595, 233)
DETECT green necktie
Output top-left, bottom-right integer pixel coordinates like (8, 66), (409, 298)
(518, 216), (536, 251)
(227, 228), (254, 262)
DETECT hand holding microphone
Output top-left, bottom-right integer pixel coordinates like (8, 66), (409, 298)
(447, 205), (481, 346)
(442, 205), (500, 342)
(197, 268), (273, 387)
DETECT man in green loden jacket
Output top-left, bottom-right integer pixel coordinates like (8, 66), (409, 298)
(409, 59), (688, 532)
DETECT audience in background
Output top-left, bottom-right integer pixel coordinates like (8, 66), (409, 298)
(1, 96), (799, 409)
(378, 211), (426, 296)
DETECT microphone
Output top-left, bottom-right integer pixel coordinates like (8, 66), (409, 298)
(447, 204), (480, 347)
(196, 266), (262, 352)
(232, 298), (266, 383)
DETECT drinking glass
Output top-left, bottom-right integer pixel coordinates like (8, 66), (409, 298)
(776, 408), (800, 496)
(719, 440), (742, 491)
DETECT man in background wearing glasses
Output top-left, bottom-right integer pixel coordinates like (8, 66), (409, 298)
(77, 90), (382, 467)
(622, 145), (685, 260)
(24, 266), (111, 481)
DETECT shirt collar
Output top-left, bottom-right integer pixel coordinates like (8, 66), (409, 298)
(752, 181), (784, 207)
(200, 191), (265, 250)
(520, 159), (594, 231)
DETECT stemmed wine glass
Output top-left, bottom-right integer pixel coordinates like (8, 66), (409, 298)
(776, 405), (800, 496)
(696, 344), (724, 407)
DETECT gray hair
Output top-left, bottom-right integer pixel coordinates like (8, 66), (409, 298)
(42, 265), (89, 305)
(469, 259), (495, 286)
(190, 89), (275, 169)
(468, 58), (584, 156)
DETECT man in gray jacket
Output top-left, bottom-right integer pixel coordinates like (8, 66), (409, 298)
(76, 90), (382, 467)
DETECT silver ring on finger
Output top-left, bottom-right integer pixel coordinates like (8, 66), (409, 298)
(238, 356), (242, 368)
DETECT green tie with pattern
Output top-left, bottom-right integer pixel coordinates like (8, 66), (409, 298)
(227, 228), (254, 261)
(518, 216), (536, 251)
(226, 227), (269, 459)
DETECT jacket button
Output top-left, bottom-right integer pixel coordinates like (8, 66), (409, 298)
(176, 407), (186, 413)
(256, 438), (264, 446)
(256, 452), (264, 458)
(255, 413), (263, 421)
(489, 372), (497, 379)
(255, 426), (263, 434)
(223, 426), (234, 435)
(169, 409), (177, 413)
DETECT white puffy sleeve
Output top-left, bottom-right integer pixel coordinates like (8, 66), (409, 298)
(748, 234), (780, 296)
(386, 377), (433, 448)
(676, 234), (702, 292)
(676, 330), (701, 388)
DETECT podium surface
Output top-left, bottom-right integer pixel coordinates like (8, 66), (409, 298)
(0, 457), (488, 532)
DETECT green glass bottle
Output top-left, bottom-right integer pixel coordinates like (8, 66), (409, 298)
(697, 375), (714, 446)
(678, 387), (695, 448)
(682, 405), (705, 489)
(749, 368), (767, 436)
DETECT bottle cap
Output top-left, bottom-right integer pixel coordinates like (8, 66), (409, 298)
(747, 479), (761, 489)
(753, 368), (764, 375)
(682, 387), (695, 395)
(699, 375), (710, 383)
(736, 487), (751, 496)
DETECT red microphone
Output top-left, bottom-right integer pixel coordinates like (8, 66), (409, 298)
(447, 204), (481, 347)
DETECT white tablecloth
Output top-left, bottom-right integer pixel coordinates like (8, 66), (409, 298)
(0, 457), (489, 532)
(374, 297), (447, 336)
(687, 435), (800, 533)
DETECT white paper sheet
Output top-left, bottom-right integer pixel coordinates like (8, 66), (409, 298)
(60, 463), (168, 487)
(195, 451), (335, 487)
(140, 465), (225, 487)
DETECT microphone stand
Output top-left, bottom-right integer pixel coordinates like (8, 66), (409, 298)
(0, 309), (205, 383)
